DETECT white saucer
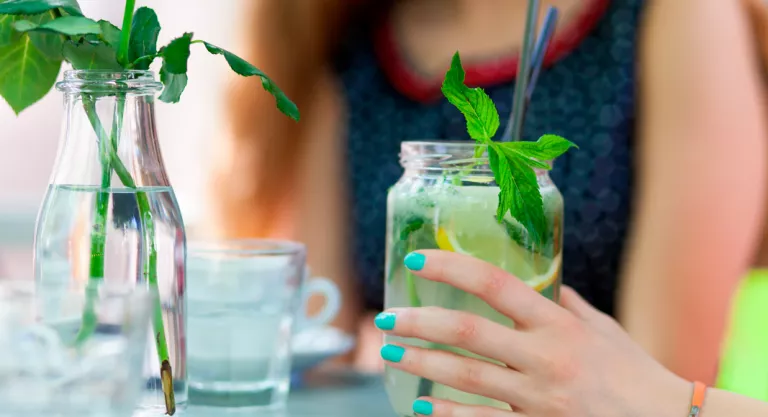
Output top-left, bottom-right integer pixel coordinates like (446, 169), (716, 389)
(291, 326), (355, 373)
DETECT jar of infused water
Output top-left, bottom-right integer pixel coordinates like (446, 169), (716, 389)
(384, 140), (564, 416)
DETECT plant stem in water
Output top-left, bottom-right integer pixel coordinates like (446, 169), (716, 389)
(74, 95), (121, 345)
(80, 98), (175, 415)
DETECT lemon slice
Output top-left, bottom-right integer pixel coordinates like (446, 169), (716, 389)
(528, 255), (562, 292)
(438, 224), (560, 291)
(436, 226), (464, 253)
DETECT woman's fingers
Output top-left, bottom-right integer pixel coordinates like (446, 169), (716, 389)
(380, 343), (531, 407)
(375, 307), (534, 369)
(558, 286), (598, 321)
(404, 250), (567, 327)
(412, 398), (521, 417)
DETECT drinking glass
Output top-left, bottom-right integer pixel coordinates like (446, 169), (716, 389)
(0, 280), (153, 417)
(186, 240), (341, 411)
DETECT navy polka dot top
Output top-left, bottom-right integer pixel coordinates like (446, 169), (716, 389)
(334, 0), (643, 316)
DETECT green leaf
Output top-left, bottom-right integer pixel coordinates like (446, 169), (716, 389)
(488, 143), (547, 247)
(439, 51), (578, 253)
(12, 15), (100, 36)
(98, 20), (120, 47)
(497, 144), (553, 170)
(501, 217), (554, 259)
(0, 0), (82, 16)
(0, 29), (61, 114)
(128, 6), (160, 69)
(28, 30), (62, 60)
(202, 41), (300, 121)
(161, 32), (191, 74)
(158, 62), (187, 103)
(156, 33), (193, 102)
(501, 134), (579, 164)
(399, 218), (425, 240)
(388, 216), (434, 283)
(440, 52), (499, 142)
(0, 14), (21, 46)
(62, 40), (121, 70)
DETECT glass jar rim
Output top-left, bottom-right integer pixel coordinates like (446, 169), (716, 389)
(399, 140), (552, 175)
(56, 70), (163, 94)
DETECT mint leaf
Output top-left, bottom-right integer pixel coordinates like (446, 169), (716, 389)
(502, 218), (540, 256)
(0, 23), (61, 114)
(389, 216), (434, 283)
(13, 15), (100, 36)
(441, 52), (578, 251)
(0, 0), (82, 16)
(203, 41), (300, 121)
(501, 134), (578, 164)
(158, 62), (187, 103)
(98, 20), (120, 47)
(399, 217), (425, 240)
(128, 7), (160, 70)
(62, 40), (122, 70)
(440, 52), (499, 141)
(161, 32), (192, 74)
(497, 146), (552, 171)
(488, 143), (547, 247)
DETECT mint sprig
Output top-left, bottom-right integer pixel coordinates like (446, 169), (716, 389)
(441, 52), (577, 248)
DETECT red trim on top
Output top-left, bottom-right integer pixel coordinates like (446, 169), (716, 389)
(375, 0), (612, 103)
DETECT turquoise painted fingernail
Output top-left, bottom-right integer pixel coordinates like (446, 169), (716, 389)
(374, 312), (396, 330)
(380, 344), (405, 363)
(413, 399), (433, 415)
(404, 252), (426, 271)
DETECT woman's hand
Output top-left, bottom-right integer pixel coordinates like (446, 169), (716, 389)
(375, 250), (692, 417)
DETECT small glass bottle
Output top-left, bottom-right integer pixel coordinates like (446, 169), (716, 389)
(34, 70), (187, 415)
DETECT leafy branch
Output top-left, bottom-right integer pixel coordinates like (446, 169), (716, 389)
(0, 1), (300, 415)
(0, 1), (300, 118)
(441, 52), (576, 249)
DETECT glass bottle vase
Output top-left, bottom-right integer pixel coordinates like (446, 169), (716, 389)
(33, 70), (187, 415)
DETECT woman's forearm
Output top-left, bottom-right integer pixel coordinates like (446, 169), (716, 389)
(620, 0), (767, 383)
(704, 388), (768, 416)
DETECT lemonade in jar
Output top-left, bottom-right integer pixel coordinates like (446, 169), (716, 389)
(383, 52), (576, 416)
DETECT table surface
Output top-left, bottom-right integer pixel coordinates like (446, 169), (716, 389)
(185, 371), (396, 417)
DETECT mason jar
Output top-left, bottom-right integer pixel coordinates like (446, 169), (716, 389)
(383, 140), (564, 416)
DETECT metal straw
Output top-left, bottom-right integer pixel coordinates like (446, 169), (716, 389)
(502, 0), (540, 142)
(526, 7), (559, 105)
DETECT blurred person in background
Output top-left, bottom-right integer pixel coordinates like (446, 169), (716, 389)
(716, 0), (768, 401)
(209, 0), (767, 385)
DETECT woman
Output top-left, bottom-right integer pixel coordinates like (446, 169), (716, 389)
(374, 250), (768, 417)
(210, 0), (767, 383)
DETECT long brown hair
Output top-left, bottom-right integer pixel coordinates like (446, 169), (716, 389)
(210, 0), (352, 238)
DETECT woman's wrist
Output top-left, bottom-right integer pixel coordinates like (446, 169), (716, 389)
(642, 374), (694, 417)
(656, 380), (768, 417)
(700, 387), (768, 416)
